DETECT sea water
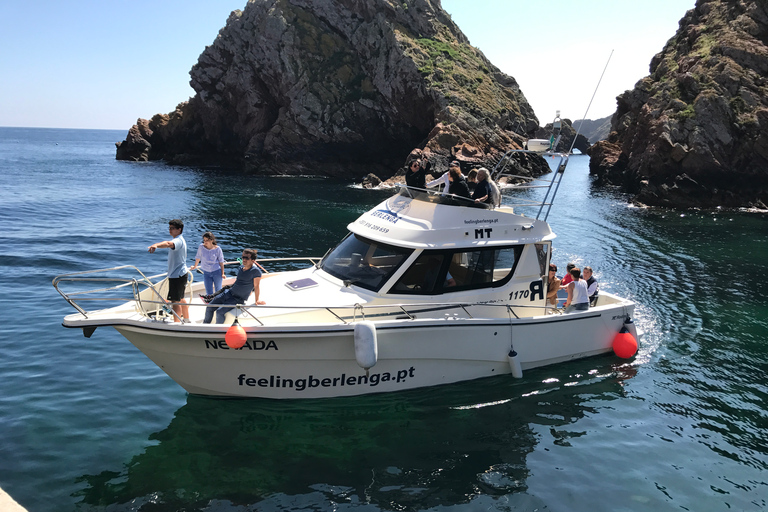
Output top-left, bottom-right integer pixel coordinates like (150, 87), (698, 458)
(0, 127), (766, 511)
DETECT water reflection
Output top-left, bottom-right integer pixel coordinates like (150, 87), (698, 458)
(74, 363), (634, 511)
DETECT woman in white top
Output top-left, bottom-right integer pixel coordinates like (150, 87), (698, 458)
(564, 267), (590, 313)
(426, 161), (461, 195)
(190, 231), (226, 295)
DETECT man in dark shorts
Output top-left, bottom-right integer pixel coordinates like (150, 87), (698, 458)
(204, 248), (266, 324)
(148, 219), (190, 322)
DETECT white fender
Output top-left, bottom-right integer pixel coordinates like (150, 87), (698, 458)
(507, 349), (523, 379)
(354, 321), (378, 370)
(624, 318), (638, 341)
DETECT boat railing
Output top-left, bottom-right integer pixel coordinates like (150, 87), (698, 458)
(394, 150), (569, 219)
(490, 149), (569, 222)
(53, 257), (324, 321)
(54, 263), (564, 325)
(395, 185), (492, 209)
(53, 265), (170, 318)
(122, 297), (558, 325)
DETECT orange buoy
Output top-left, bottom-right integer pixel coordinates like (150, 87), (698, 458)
(225, 319), (247, 349)
(612, 327), (637, 359)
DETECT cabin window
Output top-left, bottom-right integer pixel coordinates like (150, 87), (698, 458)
(534, 242), (551, 276)
(390, 245), (523, 295)
(320, 234), (413, 292)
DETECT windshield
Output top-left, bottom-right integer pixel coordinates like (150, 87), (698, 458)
(320, 234), (413, 292)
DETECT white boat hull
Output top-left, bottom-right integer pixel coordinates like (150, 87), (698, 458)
(108, 302), (632, 399)
(525, 139), (551, 153)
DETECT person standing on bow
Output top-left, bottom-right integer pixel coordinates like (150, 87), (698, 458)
(190, 231), (226, 295)
(203, 248), (266, 324)
(148, 219), (190, 323)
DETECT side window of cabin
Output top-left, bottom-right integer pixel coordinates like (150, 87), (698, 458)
(390, 254), (448, 294)
(534, 243), (550, 277)
(391, 246), (522, 295)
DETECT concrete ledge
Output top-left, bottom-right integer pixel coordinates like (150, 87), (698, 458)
(0, 487), (28, 512)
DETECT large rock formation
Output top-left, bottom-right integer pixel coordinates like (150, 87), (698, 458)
(533, 118), (590, 154)
(116, 0), (547, 178)
(589, 0), (768, 209)
(573, 116), (611, 144)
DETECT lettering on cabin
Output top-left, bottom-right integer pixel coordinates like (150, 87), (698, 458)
(370, 209), (400, 224)
(237, 367), (417, 391)
(529, 280), (544, 301)
(508, 280), (544, 302)
(464, 219), (498, 225)
(357, 219), (390, 233)
(474, 228), (493, 239)
(204, 339), (278, 350)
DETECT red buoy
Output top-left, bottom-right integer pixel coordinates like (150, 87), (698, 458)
(612, 327), (638, 359)
(225, 319), (247, 349)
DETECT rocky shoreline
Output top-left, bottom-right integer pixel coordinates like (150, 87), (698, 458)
(588, 0), (768, 209)
(117, 0), (768, 209)
(116, 0), (545, 182)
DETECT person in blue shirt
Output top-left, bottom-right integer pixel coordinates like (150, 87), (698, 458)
(203, 248), (266, 324)
(148, 219), (189, 322)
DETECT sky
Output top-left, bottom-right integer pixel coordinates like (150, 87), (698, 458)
(0, 0), (696, 131)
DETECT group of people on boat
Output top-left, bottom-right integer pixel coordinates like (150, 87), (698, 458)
(147, 219), (265, 324)
(547, 262), (599, 313)
(405, 159), (500, 208)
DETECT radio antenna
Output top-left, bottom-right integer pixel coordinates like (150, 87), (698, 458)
(569, 49), (613, 154)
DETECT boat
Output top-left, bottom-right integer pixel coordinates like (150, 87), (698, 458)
(54, 151), (639, 399)
(525, 111), (564, 153)
(524, 139), (552, 153)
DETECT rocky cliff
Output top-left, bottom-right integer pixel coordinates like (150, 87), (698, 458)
(573, 116), (611, 144)
(533, 118), (591, 154)
(589, 0), (768, 209)
(116, 0), (548, 179)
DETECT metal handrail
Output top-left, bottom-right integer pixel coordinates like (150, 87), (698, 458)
(490, 149), (569, 222)
(53, 258), (323, 320)
(121, 296), (556, 325)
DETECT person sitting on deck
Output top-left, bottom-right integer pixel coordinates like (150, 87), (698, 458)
(438, 167), (472, 206)
(203, 248), (265, 324)
(472, 167), (496, 207)
(427, 161), (461, 195)
(466, 169), (478, 194)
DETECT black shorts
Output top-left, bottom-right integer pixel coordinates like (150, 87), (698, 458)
(167, 274), (188, 302)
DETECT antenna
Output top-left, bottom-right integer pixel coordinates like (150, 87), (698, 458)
(569, 49), (613, 154)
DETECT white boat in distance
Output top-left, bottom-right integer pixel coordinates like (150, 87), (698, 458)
(54, 151), (638, 399)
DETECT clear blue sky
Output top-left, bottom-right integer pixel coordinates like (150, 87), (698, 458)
(0, 0), (695, 130)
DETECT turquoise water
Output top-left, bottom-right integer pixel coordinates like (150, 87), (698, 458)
(0, 127), (766, 511)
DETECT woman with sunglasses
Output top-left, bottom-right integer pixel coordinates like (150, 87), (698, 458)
(547, 263), (561, 308)
(405, 159), (429, 189)
(203, 248), (266, 324)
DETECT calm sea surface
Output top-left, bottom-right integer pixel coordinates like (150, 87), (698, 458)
(0, 127), (766, 512)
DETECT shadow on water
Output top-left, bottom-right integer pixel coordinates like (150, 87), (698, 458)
(72, 361), (637, 511)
